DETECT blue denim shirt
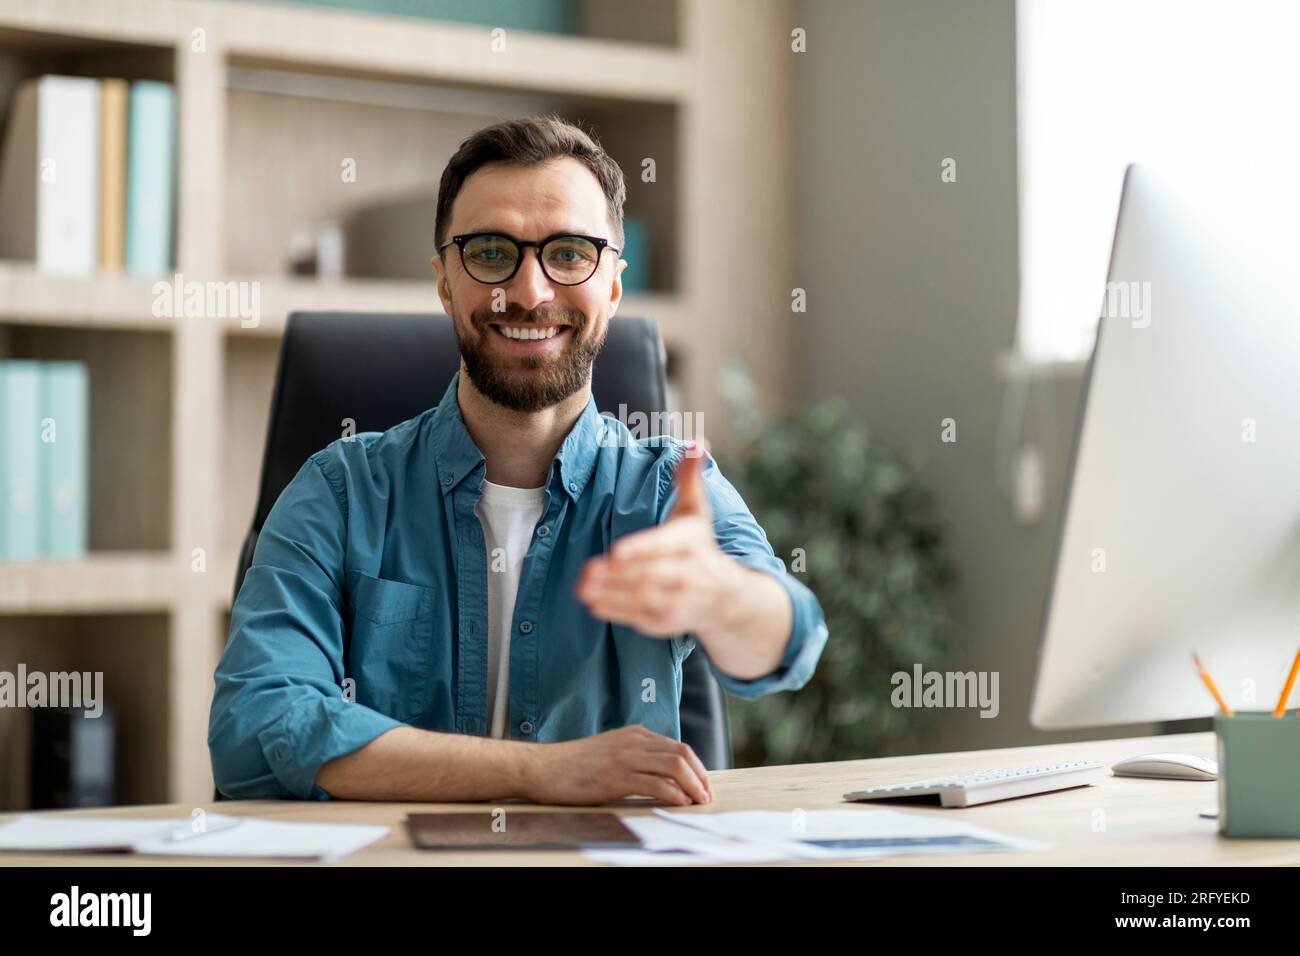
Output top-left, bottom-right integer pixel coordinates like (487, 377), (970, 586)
(209, 370), (829, 799)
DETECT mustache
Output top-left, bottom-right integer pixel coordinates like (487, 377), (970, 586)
(471, 304), (587, 328)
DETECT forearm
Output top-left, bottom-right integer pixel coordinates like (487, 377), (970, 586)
(695, 560), (794, 681)
(314, 725), (540, 802)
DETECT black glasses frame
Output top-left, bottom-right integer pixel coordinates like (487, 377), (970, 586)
(437, 232), (621, 286)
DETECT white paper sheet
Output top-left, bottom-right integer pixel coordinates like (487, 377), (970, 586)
(583, 807), (1045, 865)
(585, 815), (821, 866)
(652, 807), (1048, 859)
(133, 818), (388, 860)
(0, 816), (190, 852)
(0, 813), (388, 861)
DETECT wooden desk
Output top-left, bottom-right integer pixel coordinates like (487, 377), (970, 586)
(3, 731), (1297, 866)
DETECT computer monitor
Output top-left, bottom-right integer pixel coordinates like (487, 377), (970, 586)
(1031, 163), (1300, 730)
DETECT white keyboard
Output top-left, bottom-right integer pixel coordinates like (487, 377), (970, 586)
(843, 761), (1105, 808)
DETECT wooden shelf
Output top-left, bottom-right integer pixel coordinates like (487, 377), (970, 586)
(0, 262), (176, 331)
(0, 265), (687, 342)
(1, 0), (691, 102)
(0, 552), (179, 614)
(0, 265), (444, 333)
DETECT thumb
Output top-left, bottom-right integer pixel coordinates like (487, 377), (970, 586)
(670, 438), (713, 520)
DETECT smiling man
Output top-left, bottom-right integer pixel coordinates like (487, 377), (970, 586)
(208, 115), (828, 805)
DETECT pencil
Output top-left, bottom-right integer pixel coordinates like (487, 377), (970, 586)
(1273, 646), (1300, 717)
(1193, 652), (1234, 716)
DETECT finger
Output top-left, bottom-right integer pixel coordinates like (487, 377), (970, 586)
(575, 557), (654, 604)
(575, 555), (636, 599)
(629, 772), (692, 806)
(580, 585), (665, 620)
(669, 440), (713, 521)
(676, 744), (714, 800)
(583, 592), (677, 635)
(638, 734), (713, 799)
(582, 568), (687, 613)
(640, 752), (711, 804)
(598, 557), (690, 595)
(574, 555), (609, 593)
(610, 519), (704, 561)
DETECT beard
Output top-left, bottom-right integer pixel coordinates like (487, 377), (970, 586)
(456, 301), (607, 413)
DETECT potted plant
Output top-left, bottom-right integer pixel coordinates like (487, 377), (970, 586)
(716, 355), (956, 766)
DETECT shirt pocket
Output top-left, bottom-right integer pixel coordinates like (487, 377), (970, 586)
(346, 572), (440, 723)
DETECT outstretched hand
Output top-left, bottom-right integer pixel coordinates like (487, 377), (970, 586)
(575, 439), (742, 638)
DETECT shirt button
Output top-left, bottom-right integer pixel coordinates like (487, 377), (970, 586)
(273, 744), (289, 761)
(519, 721), (534, 735)
(568, 481), (578, 493)
(519, 620), (533, 634)
(536, 525), (550, 537)
(441, 475), (453, 486)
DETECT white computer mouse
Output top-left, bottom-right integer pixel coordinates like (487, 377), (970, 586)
(1109, 752), (1218, 781)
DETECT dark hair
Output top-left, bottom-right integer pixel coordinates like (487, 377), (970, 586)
(434, 115), (626, 253)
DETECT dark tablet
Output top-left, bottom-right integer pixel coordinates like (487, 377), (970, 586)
(405, 812), (642, 850)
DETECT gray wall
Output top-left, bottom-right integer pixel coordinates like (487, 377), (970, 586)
(794, 0), (1164, 752)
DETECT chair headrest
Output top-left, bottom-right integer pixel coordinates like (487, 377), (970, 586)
(251, 312), (667, 531)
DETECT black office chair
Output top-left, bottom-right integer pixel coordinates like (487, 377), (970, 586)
(225, 311), (733, 797)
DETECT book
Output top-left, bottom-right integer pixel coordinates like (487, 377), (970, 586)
(0, 361), (43, 559)
(98, 78), (128, 272)
(124, 80), (176, 276)
(39, 361), (89, 559)
(0, 76), (101, 273)
(267, 0), (576, 34)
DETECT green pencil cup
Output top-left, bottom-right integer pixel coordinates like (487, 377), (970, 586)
(1215, 711), (1300, 838)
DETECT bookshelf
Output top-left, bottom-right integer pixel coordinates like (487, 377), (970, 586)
(0, 0), (796, 806)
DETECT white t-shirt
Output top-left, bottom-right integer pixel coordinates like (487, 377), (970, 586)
(475, 478), (547, 739)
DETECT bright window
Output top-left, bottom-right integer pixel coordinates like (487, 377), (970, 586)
(1015, 0), (1300, 362)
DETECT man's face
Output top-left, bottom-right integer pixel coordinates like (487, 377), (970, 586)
(432, 157), (625, 413)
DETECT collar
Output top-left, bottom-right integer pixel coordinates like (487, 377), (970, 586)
(429, 368), (606, 503)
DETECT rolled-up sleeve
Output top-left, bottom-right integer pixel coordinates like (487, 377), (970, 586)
(660, 444), (829, 700)
(208, 452), (402, 799)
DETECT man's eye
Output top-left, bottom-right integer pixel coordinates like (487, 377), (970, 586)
(546, 244), (595, 264)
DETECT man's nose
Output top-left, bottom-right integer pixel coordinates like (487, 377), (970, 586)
(505, 250), (556, 311)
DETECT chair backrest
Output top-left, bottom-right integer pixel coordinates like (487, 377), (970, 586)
(229, 311), (733, 779)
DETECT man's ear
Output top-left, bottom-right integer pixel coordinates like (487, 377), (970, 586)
(607, 257), (627, 317)
(431, 253), (454, 315)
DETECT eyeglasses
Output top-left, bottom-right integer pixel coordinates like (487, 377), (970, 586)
(437, 232), (620, 287)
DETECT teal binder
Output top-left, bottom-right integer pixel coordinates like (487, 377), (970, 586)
(124, 80), (176, 276)
(0, 361), (43, 560)
(257, 0), (577, 34)
(39, 361), (88, 558)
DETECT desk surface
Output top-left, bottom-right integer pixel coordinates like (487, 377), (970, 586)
(3, 731), (1295, 866)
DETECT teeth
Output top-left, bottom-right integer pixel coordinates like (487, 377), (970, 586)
(497, 325), (562, 340)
